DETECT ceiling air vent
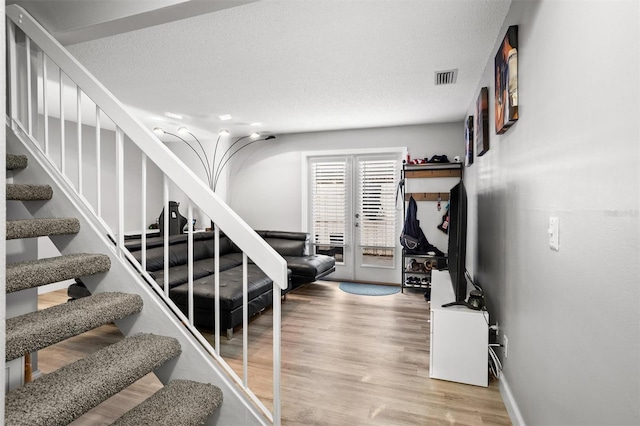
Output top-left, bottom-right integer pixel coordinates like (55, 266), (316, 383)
(434, 69), (458, 86)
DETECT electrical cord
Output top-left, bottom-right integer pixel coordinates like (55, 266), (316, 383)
(488, 344), (503, 379)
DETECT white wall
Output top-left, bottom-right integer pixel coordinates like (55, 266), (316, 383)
(464, 1), (639, 424)
(227, 123), (463, 253)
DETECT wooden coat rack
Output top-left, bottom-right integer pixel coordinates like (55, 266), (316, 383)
(405, 192), (450, 202)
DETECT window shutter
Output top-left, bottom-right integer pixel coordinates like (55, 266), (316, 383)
(310, 160), (347, 246)
(358, 158), (397, 249)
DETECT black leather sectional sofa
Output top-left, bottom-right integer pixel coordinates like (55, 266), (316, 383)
(122, 230), (335, 338)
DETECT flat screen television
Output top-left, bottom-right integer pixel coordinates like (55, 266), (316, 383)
(443, 180), (468, 307)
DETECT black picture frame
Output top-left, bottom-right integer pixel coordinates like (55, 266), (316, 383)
(475, 87), (489, 156)
(465, 116), (474, 166)
(494, 25), (519, 134)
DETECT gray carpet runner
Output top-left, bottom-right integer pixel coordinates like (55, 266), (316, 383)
(5, 333), (182, 426)
(7, 217), (80, 239)
(6, 154), (28, 170)
(6, 292), (143, 361)
(5, 152), (222, 424)
(6, 183), (53, 200)
(112, 379), (224, 426)
(6, 253), (111, 293)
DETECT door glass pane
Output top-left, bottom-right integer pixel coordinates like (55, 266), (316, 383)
(358, 157), (397, 268)
(310, 159), (347, 263)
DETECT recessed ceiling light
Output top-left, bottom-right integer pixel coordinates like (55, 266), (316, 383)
(250, 132), (260, 138)
(219, 114), (232, 121)
(177, 126), (189, 134)
(219, 129), (230, 136)
(250, 122), (262, 126)
(164, 111), (183, 120)
(153, 127), (165, 135)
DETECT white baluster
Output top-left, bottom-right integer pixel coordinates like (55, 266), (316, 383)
(26, 37), (32, 136)
(116, 127), (124, 255)
(43, 54), (49, 154)
(141, 153), (147, 272)
(77, 86), (82, 194)
(96, 106), (102, 217)
(60, 68), (65, 174)
(188, 202), (194, 326)
(163, 177), (170, 298)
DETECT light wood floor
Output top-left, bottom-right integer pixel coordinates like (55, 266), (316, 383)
(37, 282), (511, 425)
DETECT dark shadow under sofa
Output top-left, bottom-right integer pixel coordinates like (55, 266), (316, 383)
(116, 230), (335, 338)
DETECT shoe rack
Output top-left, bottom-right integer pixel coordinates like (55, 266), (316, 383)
(402, 254), (442, 294)
(401, 162), (462, 294)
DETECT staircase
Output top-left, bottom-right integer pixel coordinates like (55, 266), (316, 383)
(5, 154), (223, 425)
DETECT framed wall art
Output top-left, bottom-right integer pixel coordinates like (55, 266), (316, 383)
(475, 87), (489, 156)
(494, 25), (518, 134)
(465, 116), (474, 166)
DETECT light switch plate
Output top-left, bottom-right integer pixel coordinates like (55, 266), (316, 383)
(549, 217), (559, 251)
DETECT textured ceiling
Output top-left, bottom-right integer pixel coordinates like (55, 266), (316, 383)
(12, 0), (512, 139)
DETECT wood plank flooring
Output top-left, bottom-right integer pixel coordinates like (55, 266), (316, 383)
(37, 282), (511, 425)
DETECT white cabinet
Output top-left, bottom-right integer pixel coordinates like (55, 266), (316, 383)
(429, 270), (488, 387)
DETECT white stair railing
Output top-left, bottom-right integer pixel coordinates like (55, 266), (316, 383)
(6, 5), (286, 424)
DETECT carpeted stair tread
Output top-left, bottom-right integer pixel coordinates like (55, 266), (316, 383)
(6, 217), (80, 240)
(5, 333), (182, 426)
(6, 253), (111, 293)
(6, 183), (53, 201)
(6, 292), (143, 361)
(112, 379), (223, 426)
(6, 154), (27, 170)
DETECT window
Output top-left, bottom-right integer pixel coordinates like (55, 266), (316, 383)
(310, 159), (347, 262)
(358, 157), (397, 267)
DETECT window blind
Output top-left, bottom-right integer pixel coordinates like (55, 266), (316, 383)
(358, 158), (397, 248)
(310, 160), (347, 246)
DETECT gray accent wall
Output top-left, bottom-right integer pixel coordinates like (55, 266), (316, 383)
(463, 1), (639, 425)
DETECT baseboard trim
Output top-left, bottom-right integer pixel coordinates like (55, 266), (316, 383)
(499, 373), (526, 426)
(31, 368), (42, 380)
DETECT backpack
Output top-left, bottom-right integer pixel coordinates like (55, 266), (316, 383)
(400, 196), (444, 256)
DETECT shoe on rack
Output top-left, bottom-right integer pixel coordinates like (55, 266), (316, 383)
(406, 258), (416, 272)
(427, 154), (450, 163)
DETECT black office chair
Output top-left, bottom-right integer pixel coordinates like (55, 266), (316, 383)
(158, 201), (188, 236)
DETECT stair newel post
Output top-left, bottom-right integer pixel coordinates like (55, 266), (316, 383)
(273, 277), (282, 426)
(116, 127), (125, 255)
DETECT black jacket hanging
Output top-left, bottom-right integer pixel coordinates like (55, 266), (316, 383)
(400, 196), (445, 256)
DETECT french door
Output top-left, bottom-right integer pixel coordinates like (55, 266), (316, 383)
(306, 151), (402, 283)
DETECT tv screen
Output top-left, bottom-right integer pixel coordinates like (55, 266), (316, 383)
(447, 180), (468, 303)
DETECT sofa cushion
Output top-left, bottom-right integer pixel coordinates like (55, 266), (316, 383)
(256, 230), (308, 257)
(129, 235), (237, 272)
(284, 254), (336, 280)
(152, 256), (243, 289)
(170, 264), (274, 312)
